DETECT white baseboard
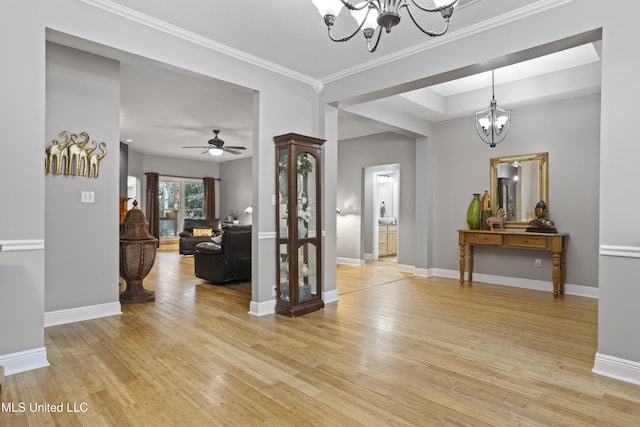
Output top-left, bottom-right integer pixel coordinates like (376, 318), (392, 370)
(248, 299), (276, 316)
(593, 352), (640, 386)
(44, 302), (122, 327)
(427, 268), (456, 279)
(249, 292), (337, 316)
(397, 264), (415, 274)
(0, 347), (49, 376)
(323, 289), (339, 304)
(411, 268), (598, 298)
(336, 257), (365, 266)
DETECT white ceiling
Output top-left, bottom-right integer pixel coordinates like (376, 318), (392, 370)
(64, 0), (601, 162)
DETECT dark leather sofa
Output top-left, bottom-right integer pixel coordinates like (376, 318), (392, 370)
(194, 225), (251, 284)
(179, 218), (221, 255)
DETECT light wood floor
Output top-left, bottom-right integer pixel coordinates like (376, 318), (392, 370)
(3, 253), (640, 426)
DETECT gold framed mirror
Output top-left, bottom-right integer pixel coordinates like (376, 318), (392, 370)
(490, 152), (548, 228)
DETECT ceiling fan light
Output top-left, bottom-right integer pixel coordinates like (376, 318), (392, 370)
(208, 147), (223, 156)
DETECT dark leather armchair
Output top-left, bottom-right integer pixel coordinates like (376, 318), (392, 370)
(194, 225), (251, 284)
(179, 218), (221, 255)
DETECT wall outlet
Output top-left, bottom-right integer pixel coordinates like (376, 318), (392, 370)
(272, 286), (276, 297)
(534, 259), (542, 268)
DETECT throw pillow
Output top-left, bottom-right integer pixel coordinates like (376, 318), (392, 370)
(193, 228), (213, 237)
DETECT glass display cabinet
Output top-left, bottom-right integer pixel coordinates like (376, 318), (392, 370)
(274, 133), (325, 317)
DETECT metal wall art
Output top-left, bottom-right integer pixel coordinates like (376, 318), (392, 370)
(45, 130), (108, 178)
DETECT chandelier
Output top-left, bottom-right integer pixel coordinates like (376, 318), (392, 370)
(310, 0), (459, 52)
(475, 70), (511, 148)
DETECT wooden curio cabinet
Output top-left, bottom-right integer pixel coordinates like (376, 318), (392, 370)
(274, 133), (325, 317)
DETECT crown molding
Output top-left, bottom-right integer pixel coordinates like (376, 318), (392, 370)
(80, 0), (321, 89)
(321, 0), (577, 84)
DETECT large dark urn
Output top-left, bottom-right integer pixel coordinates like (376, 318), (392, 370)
(119, 201), (157, 304)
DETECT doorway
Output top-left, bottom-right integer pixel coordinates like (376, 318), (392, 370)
(363, 164), (400, 262)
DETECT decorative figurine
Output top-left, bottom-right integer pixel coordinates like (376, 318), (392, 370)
(526, 200), (557, 233)
(301, 262), (310, 277)
(486, 208), (506, 231)
(45, 130), (107, 178)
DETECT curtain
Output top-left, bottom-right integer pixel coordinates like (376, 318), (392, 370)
(204, 177), (216, 219)
(145, 172), (160, 247)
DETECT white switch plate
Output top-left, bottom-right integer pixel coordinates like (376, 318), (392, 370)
(534, 259), (542, 268)
(81, 191), (95, 203)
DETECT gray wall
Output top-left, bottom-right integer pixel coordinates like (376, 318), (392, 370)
(336, 133), (416, 265)
(336, 93), (600, 288)
(0, 1), (47, 360)
(0, 0), (314, 366)
(429, 93), (600, 287)
(4, 0), (640, 381)
(119, 142), (128, 197)
(45, 42), (120, 311)
(219, 157), (253, 224)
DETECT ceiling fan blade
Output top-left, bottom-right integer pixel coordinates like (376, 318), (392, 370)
(182, 146), (211, 149)
(201, 150), (209, 155)
(225, 146), (246, 150)
(222, 147), (242, 155)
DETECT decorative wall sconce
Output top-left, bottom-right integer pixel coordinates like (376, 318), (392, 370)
(45, 130), (108, 178)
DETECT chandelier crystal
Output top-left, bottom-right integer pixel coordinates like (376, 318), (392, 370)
(311, 0), (459, 52)
(474, 70), (511, 148)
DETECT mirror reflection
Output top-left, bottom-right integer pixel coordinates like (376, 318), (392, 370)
(490, 152), (548, 227)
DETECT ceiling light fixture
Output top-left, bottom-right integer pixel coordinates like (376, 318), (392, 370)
(475, 70), (511, 148)
(311, 0), (458, 53)
(208, 147), (223, 156)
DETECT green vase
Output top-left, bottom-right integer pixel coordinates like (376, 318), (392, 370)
(466, 193), (481, 230)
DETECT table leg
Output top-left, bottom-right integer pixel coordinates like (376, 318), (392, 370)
(467, 245), (474, 283)
(459, 244), (465, 284)
(552, 252), (561, 297)
(560, 251), (567, 294)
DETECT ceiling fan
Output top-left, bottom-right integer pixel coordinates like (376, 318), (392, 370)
(182, 129), (246, 156)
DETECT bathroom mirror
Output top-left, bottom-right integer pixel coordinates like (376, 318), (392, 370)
(489, 152), (548, 228)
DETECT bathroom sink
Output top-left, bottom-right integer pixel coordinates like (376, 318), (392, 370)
(379, 217), (396, 225)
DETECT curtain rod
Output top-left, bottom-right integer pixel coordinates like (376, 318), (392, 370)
(146, 173), (220, 181)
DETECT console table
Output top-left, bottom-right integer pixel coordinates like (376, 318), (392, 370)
(458, 230), (568, 297)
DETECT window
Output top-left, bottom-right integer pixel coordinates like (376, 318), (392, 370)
(159, 177), (204, 238)
(126, 175), (140, 210)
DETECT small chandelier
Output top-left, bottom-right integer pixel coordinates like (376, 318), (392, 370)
(311, 0), (459, 53)
(475, 70), (511, 148)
